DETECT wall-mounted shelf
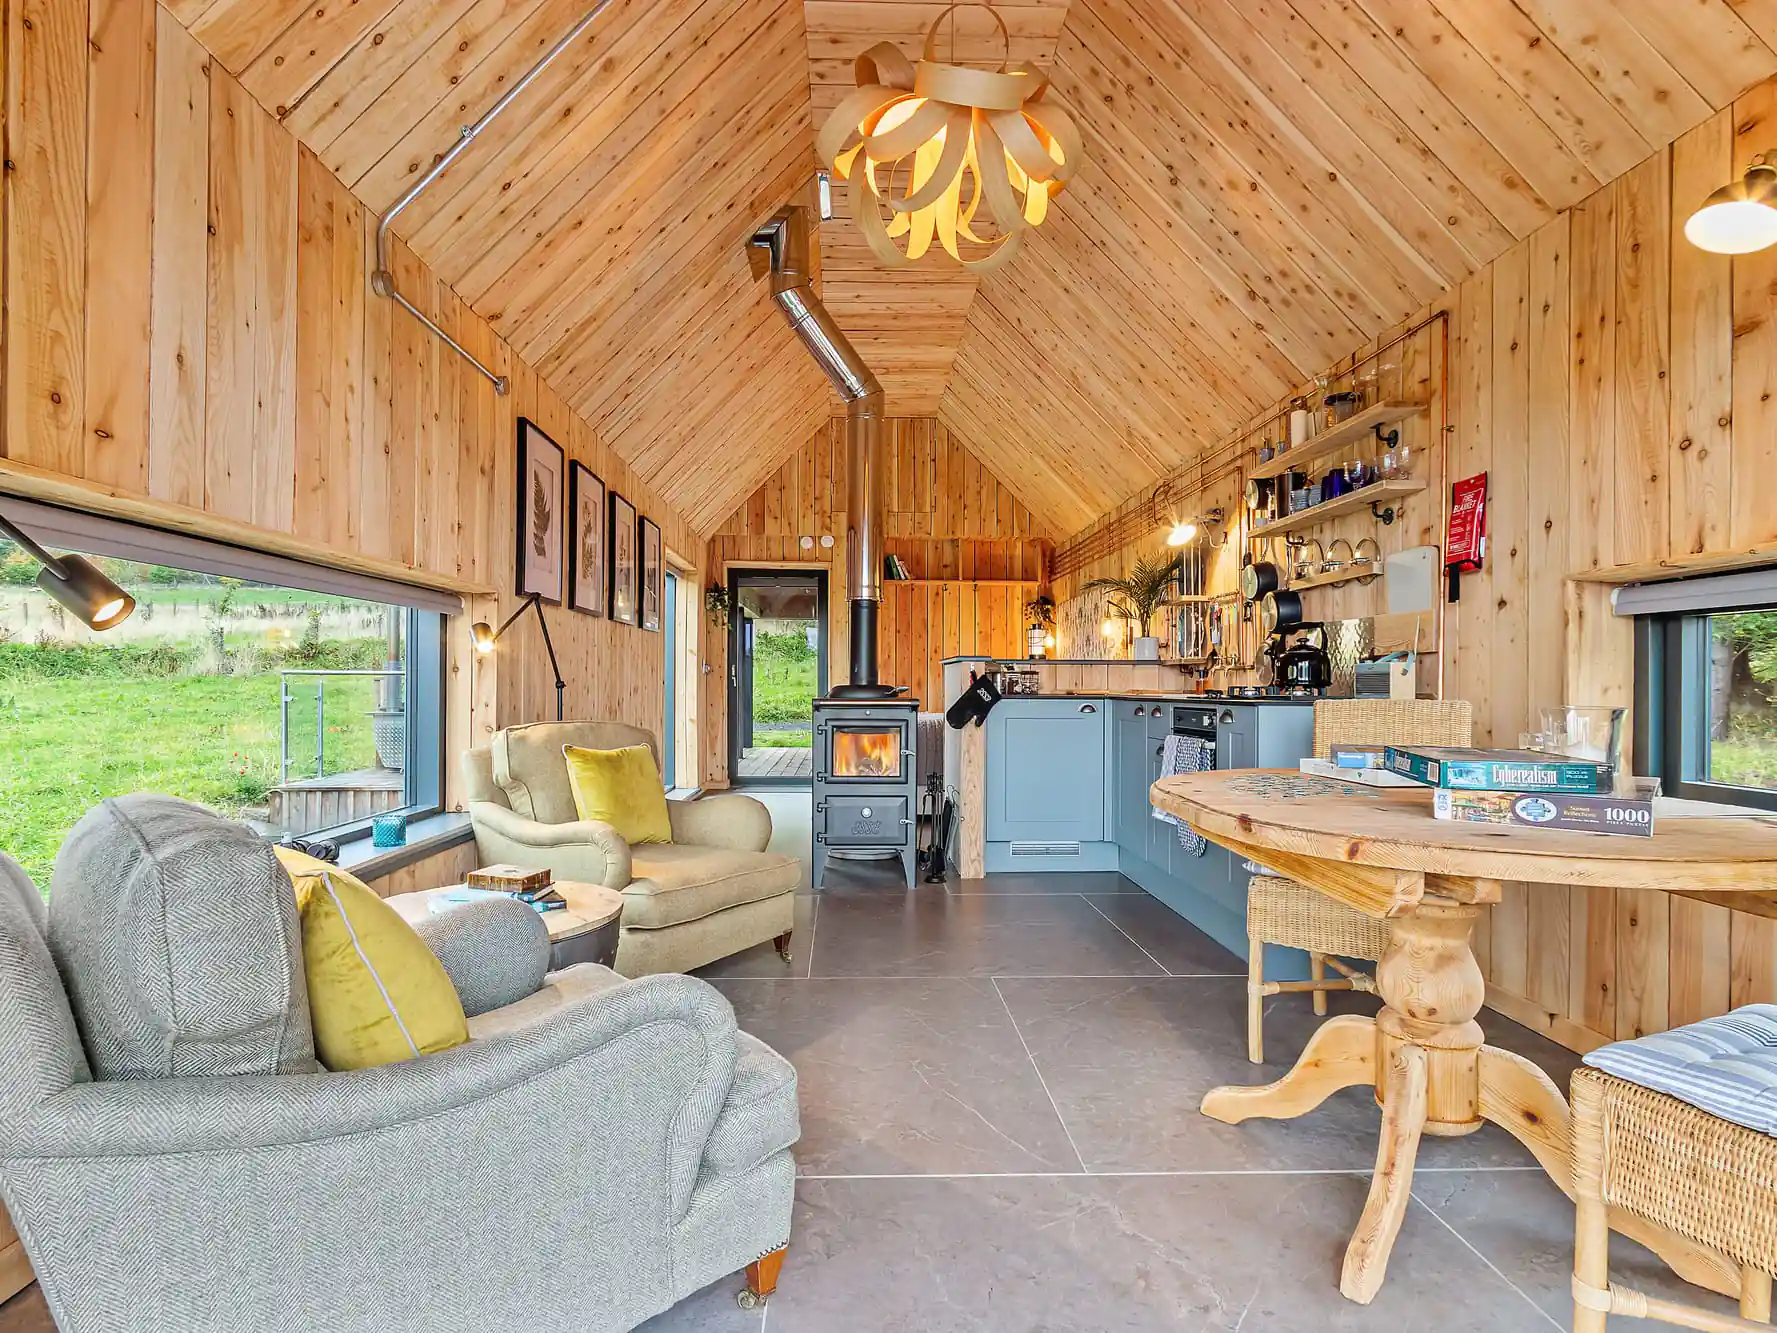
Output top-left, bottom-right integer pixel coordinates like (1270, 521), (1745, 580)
(1247, 402), (1425, 481)
(1287, 561), (1380, 591)
(1249, 480), (1426, 538)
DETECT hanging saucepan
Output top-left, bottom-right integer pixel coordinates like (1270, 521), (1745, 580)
(1258, 589), (1305, 638)
(1240, 556), (1280, 602)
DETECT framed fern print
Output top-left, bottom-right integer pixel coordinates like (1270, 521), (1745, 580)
(610, 490), (639, 626)
(516, 417), (564, 603)
(568, 461), (606, 617)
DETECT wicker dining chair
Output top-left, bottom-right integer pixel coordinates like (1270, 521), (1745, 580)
(1244, 697), (1473, 1064)
(1573, 1036), (1777, 1330)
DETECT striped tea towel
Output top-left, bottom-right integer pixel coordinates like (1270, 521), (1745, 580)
(1154, 733), (1209, 855)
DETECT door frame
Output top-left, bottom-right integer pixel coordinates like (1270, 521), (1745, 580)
(727, 567), (829, 786)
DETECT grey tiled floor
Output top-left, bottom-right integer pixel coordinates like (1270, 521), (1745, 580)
(0, 795), (1729, 1333)
(634, 793), (1730, 1331)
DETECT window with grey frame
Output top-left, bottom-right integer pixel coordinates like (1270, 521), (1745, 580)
(0, 500), (454, 884)
(1629, 568), (1777, 813)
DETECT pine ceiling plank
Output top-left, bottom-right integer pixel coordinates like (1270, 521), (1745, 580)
(1181, 0), (1495, 281)
(510, 73), (811, 375)
(1611, 0), (1777, 109)
(1097, 0), (1441, 315)
(1064, 7), (1398, 332)
(681, 386), (832, 532)
(1045, 166), (1312, 387)
(1509, 0), (1712, 147)
(972, 272), (1219, 463)
(480, 26), (808, 355)
(1051, 42), (1364, 368)
(282, 0), (490, 148)
(1345, 0), (1597, 201)
(326, 0), (582, 199)
(402, 0), (757, 259)
(239, 0), (410, 118)
(443, 0), (783, 305)
(1727, 1), (1777, 57)
(1285, 0), (1555, 238)
(1008, 220), (1269, 425)
(1427, 0), (1652, 184)
(983, 232), (1250, 442)
(190, 0), (312, 74)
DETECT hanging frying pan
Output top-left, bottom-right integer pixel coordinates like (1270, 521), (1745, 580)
(1240, 557), (1280, 602)
(1258, 589), (1305, 637)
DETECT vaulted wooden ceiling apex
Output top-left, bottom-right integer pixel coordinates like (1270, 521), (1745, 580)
(165, 0), (1777, 539)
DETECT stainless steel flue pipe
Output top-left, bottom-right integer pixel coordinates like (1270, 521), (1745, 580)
(748, 207), (895, 697)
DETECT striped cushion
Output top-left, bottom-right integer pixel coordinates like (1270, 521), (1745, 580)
(1584, 1005), (1777, 1136)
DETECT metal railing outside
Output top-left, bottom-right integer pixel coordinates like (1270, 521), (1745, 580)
(279, 669), (404, 783)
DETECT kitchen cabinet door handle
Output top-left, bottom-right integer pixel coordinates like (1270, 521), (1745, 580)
(1078, 703), (1097, 713)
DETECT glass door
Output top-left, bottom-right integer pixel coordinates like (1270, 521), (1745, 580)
(728, 569), (827, 785)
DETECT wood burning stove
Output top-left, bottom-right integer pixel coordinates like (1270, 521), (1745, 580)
(812, 698), (918, 888)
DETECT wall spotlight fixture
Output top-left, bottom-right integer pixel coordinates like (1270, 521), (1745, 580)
(1685, 151), (1777, 254)
(468, 592), (567, 721)
(0, 510), (135, 631)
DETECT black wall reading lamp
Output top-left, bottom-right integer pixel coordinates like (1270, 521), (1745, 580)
(0, 511), (136, 631)
(470, 592), (566, 722)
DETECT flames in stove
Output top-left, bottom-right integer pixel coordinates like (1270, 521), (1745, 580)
(833, 728), (901, 779)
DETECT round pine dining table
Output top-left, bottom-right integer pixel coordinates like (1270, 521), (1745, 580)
(1149, 768), (1777, 1307)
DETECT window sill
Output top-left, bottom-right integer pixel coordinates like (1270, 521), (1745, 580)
(337, 812), (474, 883)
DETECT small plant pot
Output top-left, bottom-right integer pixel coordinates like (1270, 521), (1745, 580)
(1132, 636), (1161, 661)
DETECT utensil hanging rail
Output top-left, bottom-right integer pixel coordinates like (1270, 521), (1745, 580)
(367, 0), (619, 396)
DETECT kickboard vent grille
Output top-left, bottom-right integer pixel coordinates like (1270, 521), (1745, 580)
(1009, 841), (1082, 857)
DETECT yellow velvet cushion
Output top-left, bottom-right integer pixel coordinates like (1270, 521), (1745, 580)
(273, 848), (468, 1071)
(563, 743), (673, 844)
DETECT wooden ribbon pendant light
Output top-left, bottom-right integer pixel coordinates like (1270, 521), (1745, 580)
(815, 3), (1081, 271)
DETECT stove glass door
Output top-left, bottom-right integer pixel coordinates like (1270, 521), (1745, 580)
(831, 726), (904, 780)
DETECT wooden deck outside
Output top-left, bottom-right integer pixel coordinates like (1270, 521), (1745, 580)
(738, 747), (812, 781)
(267, 767), (404, 835)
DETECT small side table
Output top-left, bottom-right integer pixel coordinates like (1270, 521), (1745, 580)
(388, 880), (624, 973)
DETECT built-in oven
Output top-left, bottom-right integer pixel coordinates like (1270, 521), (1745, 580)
(1171, 705), (1218, 768)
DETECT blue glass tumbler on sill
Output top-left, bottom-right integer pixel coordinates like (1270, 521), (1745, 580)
(371, 813), (408, 849)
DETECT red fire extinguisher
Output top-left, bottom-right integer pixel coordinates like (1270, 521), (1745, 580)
(1446, 472), (1487, 602)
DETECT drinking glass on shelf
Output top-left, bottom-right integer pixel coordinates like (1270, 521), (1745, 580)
(1345, 459), (1370, 490)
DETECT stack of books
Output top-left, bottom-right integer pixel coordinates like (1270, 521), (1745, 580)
(453, 863), (569, 912)
(1384, 746), (1655, 838)
(882, 554), (913, 581)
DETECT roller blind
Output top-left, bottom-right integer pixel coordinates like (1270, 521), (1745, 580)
(0, 499), (463, 615)
(1611, 567), (1777, 617)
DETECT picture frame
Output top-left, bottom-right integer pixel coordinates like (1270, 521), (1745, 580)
(609, 491), (639, 626)
(568, 461), (606, 617)
(640, 516), (662, 632)
(516, 417), (564, 603)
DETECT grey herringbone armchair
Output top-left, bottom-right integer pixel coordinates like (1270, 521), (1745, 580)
(0, 796), (798, 1333)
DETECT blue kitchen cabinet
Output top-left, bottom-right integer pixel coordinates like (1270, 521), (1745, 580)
(985, 699), (1107, 844)
(1111, 701), (1151, 857)
(1144, 706), (1175, 872)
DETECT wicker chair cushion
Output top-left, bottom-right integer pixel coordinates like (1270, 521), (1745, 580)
(1584, 1004), (1777, 1136)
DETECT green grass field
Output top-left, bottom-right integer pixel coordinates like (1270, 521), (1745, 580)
(1, 672), (378, 886)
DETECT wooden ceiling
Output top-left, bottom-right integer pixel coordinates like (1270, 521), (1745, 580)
(162, 0), (1777, 536)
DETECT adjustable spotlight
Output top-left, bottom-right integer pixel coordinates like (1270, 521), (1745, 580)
(0, 511), (135, 631)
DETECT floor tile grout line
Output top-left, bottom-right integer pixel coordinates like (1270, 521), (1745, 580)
(795, 1168), (1549, 1180)
(1078, 894), (1173, 976)
(989, 975), (1090, 1176)
(1410, 1191), (1566, 1332)
(802, 893), (820, 980)
(713, 973), (1248, 982)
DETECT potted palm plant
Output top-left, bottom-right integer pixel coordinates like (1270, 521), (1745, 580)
(1082, 553), (1181, 661)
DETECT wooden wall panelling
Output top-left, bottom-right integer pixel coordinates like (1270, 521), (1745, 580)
(84, 0), (157, 493)
(1731, 78), (1777, 552)
(1045, 70), (1777, 1055)
(2, 0), (705, 789)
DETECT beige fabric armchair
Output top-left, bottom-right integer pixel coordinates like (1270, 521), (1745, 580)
(463, 722), (800, 976)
